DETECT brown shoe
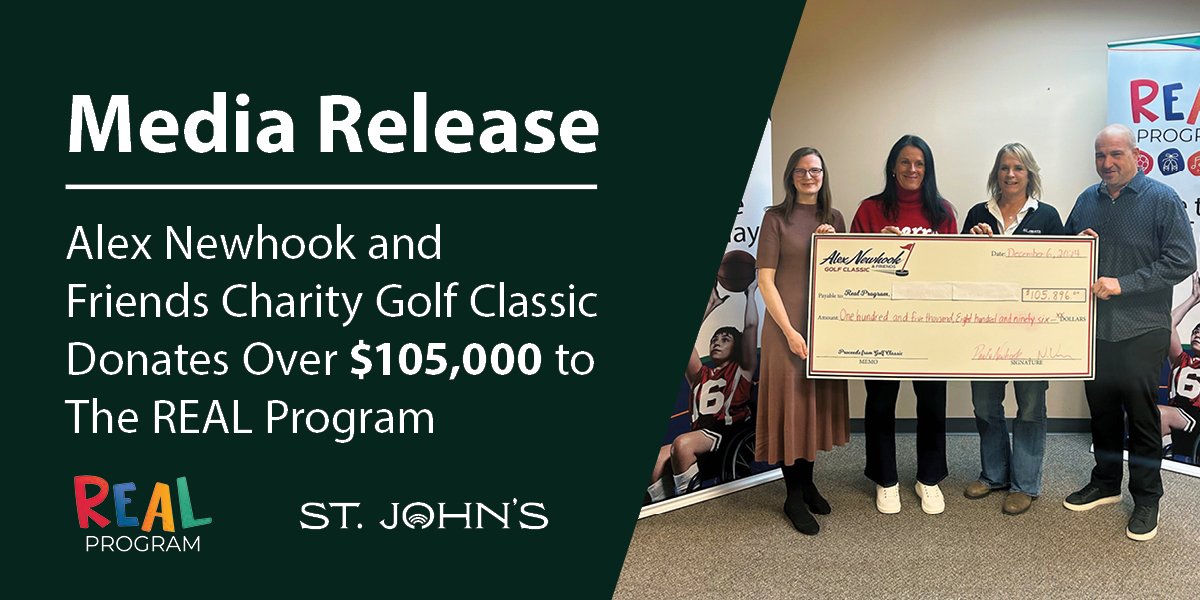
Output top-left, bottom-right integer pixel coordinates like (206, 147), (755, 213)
(964, 481), (994, 499)
(1003, 492), (1034, 515)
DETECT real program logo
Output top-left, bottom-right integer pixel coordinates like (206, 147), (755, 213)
(74, 475), (211, 552)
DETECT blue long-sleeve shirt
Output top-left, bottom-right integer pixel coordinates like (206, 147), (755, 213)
(1065, 171), (1196, 342)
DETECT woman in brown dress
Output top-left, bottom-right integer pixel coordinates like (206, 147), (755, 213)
(755, 147), (851, 535)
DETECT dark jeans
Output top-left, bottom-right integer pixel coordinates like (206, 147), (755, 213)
(1086, 330), (1169, 507)
(863, 380), (948, 487)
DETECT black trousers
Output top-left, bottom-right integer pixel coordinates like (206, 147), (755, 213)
(1087, 330), (1169, 507)
(863, 380), (948, 486)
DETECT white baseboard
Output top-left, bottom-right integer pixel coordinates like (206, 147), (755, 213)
(638, 469), (782, 519)
(1090, 444), (1200, 479)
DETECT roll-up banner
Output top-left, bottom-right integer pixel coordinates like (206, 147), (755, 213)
(1108, 33), (1200, 477)
(641, 121), (774, 517)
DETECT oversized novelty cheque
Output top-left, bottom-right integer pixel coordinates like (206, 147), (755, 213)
(807, 235), (1096, 380)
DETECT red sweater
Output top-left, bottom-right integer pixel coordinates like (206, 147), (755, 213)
(850, 188), (957, 234)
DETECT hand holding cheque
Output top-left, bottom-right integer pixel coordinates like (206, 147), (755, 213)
(1073, 228), (1123, 301)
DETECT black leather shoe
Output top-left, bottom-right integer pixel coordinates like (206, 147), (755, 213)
(1063, 484), (1120, 511)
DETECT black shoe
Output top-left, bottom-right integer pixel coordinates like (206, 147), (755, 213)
(784, 497), (820, 535)
(1063, 484), (1121, 511)
(1126, 505), (1159, 541)
(802, 485), (831, 515)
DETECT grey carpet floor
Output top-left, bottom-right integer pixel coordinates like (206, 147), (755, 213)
(615, 434), (1200, 600)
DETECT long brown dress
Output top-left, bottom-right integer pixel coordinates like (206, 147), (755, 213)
(755, 204), (851, 465)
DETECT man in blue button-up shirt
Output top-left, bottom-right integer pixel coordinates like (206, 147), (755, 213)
(1062, 124), (1196, 542)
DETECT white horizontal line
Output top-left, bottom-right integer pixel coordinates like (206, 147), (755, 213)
(1108, 32), (1199, 46)
(65, 184), (598, 191)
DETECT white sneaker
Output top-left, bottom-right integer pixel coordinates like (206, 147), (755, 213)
(875, 484), (901, 514)
(915, 482), (945, 515)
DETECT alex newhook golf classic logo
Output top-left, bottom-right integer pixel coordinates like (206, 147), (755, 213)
(819, 243), (916, 276)
(74, 475), (211, 552)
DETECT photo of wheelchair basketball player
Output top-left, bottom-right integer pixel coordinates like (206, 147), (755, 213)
(646, 281), (759, 502)
(1159, 272), (1200, 464)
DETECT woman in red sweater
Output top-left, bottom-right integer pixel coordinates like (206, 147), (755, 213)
(850, 134), (956, 515)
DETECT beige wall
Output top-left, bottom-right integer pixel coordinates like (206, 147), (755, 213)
(772, 0), (1198, 418)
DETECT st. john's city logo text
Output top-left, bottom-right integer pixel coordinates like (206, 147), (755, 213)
(300, 499), (549, 530)
(74, 475), (211, 552)
(819, 243), (916, 276)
